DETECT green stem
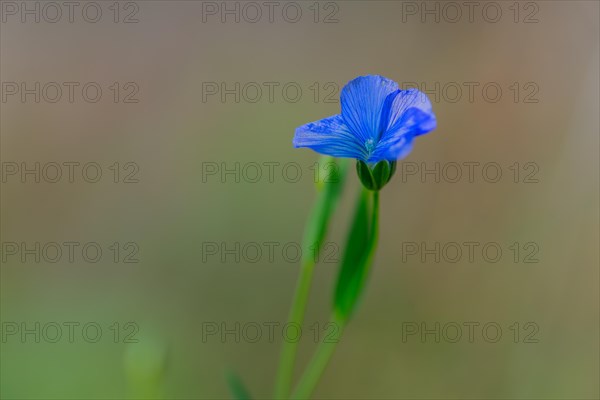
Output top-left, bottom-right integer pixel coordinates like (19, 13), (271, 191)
(273, 256), (317, 399)
(289, 313), (345, 400)
(291, 190), (379, 400)
(370, 190), (380, 257)
(274, 158), (348, 398)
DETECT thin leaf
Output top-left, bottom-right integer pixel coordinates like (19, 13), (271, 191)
(226, 370), (252, 400)
(333, 189), (379, 321)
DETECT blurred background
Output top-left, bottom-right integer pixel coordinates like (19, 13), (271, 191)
(1, 1), (598, 399)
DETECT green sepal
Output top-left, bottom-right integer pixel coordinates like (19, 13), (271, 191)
(388, 160), (397, 182)
(372, 161), (391, 187)
(356, 160), (397, 191)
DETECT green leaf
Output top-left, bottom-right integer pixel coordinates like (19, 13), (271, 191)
(333, 189), (380, 321)
(226, 370), (252, 400)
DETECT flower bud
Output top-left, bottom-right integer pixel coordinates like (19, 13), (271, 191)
(356, 160), (397, 191)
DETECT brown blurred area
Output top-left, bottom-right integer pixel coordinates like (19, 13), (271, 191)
(1, 1), (598, 399)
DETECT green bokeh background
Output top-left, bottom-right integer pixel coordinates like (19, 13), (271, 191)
(1, 1), (599, 399)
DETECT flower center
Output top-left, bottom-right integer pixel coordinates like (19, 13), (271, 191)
(365, 138), (376, 154)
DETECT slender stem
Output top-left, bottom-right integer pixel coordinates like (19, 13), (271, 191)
(274, 159), (348, 399)
(289, 313), (345, 400)
(371, 190), (380, 245)
(274, 256), (316, 399)
(291, 190), (380, 400)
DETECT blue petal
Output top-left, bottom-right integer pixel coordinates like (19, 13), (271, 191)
(380, 89), (436, 137)
(370, 108), (436, 162)
(293, 114), (368, 160)
(368, 133), (414, 162)
(340, 75), (399, 144)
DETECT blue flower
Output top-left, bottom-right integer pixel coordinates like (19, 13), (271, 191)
(293, 75), (436, 163)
